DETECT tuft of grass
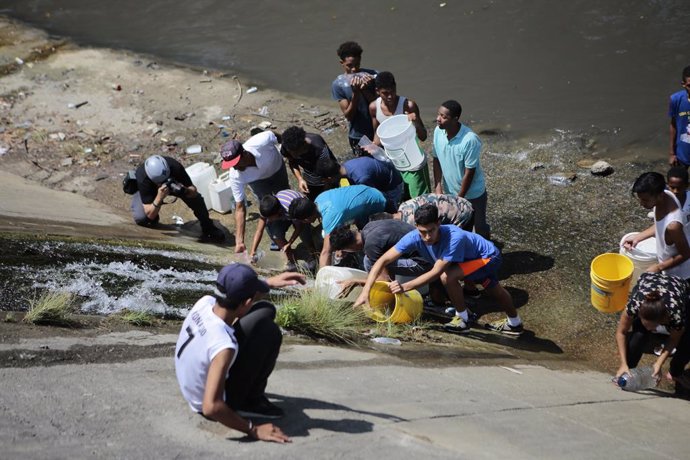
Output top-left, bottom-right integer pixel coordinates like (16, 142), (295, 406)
(276, 289), (368, 344)
(117, 309), (156, 327)
(3, 312), (17, 323)
(23, 291), (77, 326)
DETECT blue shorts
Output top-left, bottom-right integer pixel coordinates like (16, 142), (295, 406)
(461, 252), (501, 289)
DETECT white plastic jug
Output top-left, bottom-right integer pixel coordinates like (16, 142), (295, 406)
(185, 162), (217, 210)
(619, 232), (657, 289)
(208, 171), (234, 214)
(376, 115), (426, 171)
(315, 266), (368, 302)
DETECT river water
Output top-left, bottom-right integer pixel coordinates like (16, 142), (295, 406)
(2, 0), (688, 158)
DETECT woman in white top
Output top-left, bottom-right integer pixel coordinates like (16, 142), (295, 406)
(624, 172), (690, 279)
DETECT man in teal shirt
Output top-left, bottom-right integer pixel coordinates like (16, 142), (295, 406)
(432, 100), (490, 239)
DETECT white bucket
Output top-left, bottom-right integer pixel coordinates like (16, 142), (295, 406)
(185, 162), (217, 210)
(208, 171), (234, 214)
(619, 232), (657, 289)
(376, 115), (426, 171)
(315, 266), (368, 302)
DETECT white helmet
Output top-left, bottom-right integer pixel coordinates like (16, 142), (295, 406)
(144, 155), (170, 183)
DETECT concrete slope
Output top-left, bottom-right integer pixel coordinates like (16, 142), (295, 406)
(0, 342), (686, 460)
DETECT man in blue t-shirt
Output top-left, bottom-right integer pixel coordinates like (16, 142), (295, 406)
(432, 100), (490, 239)
(669, 65), (690, 167)
(288, 185), (386, 268)
(354, 204), (524, 335)
(331, 41), (377, 156)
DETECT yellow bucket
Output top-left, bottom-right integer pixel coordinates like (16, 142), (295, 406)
(590, 253), (634, 313)
(368, 281), (423, 324)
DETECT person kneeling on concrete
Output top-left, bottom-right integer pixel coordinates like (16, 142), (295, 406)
(354, 204), (524, 336)
(130, 155), (224, 242)
(175, 263), (305, 443)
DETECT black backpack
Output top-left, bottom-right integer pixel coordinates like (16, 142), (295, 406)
(122, 170), (138, 195)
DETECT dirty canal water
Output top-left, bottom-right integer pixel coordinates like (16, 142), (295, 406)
(0, 235), (220, 317)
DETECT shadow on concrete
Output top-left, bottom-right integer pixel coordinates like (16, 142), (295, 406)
(260, 393), (407, 438)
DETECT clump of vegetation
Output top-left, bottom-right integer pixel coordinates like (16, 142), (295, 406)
(3, 312), (17, 323)
(276, 289), (368, 344)
(117, 309), (156, 327)
(23, 291), (77, 326)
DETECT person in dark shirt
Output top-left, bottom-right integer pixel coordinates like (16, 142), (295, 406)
(330, 219), (431, 278)
(130, 155), (224, 242)
(331, 41), (377, 156)
(314, 155), (403, 212)
(280, 126), (337, 201)
(615, 272), (690, 394)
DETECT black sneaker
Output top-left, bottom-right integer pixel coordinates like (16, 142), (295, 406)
(236, 396), (284, 419)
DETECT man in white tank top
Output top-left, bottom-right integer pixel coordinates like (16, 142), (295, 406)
(174, 263), (304, 443)
(624, 172), (690, 279)
(368, 71), (431, 199)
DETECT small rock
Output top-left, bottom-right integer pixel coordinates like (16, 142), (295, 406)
(591, 160), (614, 176)
(83, 148), (93, 154)
(577, 159), (597, 168)
(61, 158), (73, 167)
(529, 162), (545, 171)
(0, 146), (8, 156)
(258, 121), (272, 130)
(174, 136), (186, 144)
(15, 57), (24, 65)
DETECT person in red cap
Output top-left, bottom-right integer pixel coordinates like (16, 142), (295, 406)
(220, 131), (290, 253)
(175, 263), (305, 443)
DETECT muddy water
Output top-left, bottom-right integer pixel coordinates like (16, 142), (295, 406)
(3, 0), (689, 157)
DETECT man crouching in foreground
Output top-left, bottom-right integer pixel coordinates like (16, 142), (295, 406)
(175, 263), (305, 443)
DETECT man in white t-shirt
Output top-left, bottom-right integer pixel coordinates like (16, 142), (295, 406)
(221, 131), (290, 253)
(174, 263), (304, 443)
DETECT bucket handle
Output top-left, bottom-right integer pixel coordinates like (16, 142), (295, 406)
(619, 233), (653, 258)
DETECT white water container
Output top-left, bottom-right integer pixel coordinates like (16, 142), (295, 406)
(208, 171), (234, 214)
(315, 266), (368, 302)
(185, 162), (217, 210)
(619, 232), (657, 289)
(376, 114), (426, 171)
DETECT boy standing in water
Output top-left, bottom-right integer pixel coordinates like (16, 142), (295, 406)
(331, 41), (377, 156)
(668, 65), (690, 167)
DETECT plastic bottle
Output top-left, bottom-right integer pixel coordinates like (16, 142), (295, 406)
(617, 366), (656, 391)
